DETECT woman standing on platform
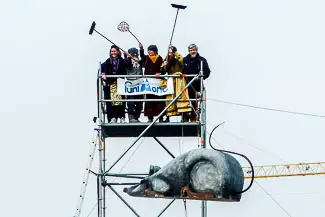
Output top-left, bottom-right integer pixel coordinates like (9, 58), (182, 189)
(161, 45), (191, 122)
(139, 43), (164, 122)
(101, 45), (126, 123)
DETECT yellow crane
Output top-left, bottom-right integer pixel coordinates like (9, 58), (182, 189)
(243, 162), (325, 179)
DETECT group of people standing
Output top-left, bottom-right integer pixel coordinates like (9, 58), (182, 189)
(100, 43), (210, 123)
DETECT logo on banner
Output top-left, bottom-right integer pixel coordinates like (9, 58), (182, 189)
(125, 79), (167, 94)
(117, 78), (174, 96)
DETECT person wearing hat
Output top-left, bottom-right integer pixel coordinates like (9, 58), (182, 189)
(101, 45), (127, 123)
(139, 43), (165, 122)
(182, 44), (211, 122)
(124, 48), (143, 122)
(161, 45), (191, 122)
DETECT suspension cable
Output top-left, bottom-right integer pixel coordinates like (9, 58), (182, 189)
(207, 98), (325, 118)
(223, 131), (288, 163)
(110, 138), (145, 182)
(256, 181), (293, 217)
(73, 127), (99, 217)
(206, 120), (288, 163)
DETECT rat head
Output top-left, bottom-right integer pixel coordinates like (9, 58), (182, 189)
(123, 179), (149, 196)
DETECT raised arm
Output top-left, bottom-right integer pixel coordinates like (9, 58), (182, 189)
(123, 53), (133, 70)
(139, 43), (146, 61)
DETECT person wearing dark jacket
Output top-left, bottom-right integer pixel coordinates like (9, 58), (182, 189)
(139, 43), (164, 122)
(124, 47), (143, 122)
(182, 43), (211, 122)
(101, 45), (127, 123)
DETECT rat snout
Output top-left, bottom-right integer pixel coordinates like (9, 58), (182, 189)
(124, 181), (148, 196)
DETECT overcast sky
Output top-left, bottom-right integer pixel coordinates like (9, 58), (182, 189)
(1, 0), (325, 216)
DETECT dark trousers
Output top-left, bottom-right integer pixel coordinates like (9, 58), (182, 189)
(104, 87), (125, 121)
(127, 95), (143, 119)
(144, 94), (165, 119)
(187, 81), (201, 121)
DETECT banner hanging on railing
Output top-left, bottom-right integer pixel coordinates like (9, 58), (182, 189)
(117, 78), (174, 96)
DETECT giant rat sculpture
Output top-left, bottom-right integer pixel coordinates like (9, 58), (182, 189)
(123, 148), (244, 202)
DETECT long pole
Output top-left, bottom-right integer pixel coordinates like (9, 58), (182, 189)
(165, 4), (187, 62)
(168, 4), (187, 45)
(200, 61), (207, 217)
(93, 29), (128, 54)
(169, 8), (180, 46)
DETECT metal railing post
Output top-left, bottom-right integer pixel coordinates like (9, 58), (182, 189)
(200, 60), (207, 217)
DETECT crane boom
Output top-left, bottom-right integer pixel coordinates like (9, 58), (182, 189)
(243, 162), (325, 179)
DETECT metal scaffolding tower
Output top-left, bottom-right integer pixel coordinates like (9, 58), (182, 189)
(93, 62), (208, 217)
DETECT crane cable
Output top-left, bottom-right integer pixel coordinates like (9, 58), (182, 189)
(74, 126), (99, 217)
(222, 131), (288, 164)
(255, 181), (293, 217)
(111, 137), (145, 183)
(209, 122), (254, 194)
(207, 98), (325, 118)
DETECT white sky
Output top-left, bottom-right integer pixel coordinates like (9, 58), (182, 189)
(1, 0), (325, 216)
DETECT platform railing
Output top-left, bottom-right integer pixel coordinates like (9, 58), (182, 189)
(97, 74), (201, 78)
(97, 70), (205, 124)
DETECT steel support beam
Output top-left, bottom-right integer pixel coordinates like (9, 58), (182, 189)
(107, 185), (141, 217)
(157, 199), (176, 217)
(200, 61), (207, 217)
(153, 137), (175, 158)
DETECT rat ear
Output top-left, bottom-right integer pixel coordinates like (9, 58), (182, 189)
(149, 165), (161, 175)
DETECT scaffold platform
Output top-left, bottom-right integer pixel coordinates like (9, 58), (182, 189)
(101, 122), (201, 138)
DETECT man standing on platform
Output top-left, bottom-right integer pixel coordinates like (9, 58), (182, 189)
(182, 43), (211, 122)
